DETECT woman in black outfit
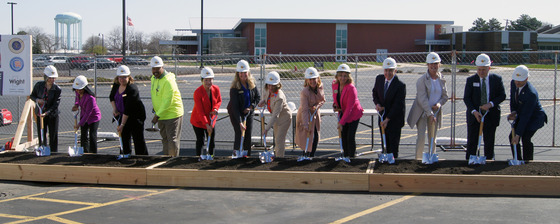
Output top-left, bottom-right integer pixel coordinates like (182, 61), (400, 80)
(227, 60), (260, 157)
(110, 65), (148, 156)
(30, 65), (62, 152)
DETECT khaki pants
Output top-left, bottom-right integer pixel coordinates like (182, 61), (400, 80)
(415, 116), (438, 160)
(158, 116), (183, 157)
(273, 113), (292, 157)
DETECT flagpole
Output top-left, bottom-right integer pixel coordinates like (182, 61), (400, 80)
(122, 0), (126, 56)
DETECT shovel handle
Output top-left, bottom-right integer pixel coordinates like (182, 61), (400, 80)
(40, 116), (44, 130)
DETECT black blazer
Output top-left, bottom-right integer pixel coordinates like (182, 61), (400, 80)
(30, 81), (62, 117)
(227, 85), (260, 125)
(110, 83), (146, 122)
(509, 80), (547, 136)
(372, 75), (406, 127)
(464, 73), (506, 126)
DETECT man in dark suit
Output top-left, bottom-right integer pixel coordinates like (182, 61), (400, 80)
(507, 65), (547, 161)
(463, 53), (506, 161)
(372, 58), (406, 158)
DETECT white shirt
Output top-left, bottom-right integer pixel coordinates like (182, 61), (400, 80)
(429, 78), (442, 107)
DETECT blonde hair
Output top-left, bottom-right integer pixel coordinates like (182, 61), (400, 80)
(230, 71), (256, 89)
(334, 71), (353, 85)
(303, 77), (323, 88)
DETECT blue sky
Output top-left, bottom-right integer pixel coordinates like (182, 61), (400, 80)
(1, 0), (558, 37)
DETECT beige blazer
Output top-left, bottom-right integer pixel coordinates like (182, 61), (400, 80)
(295, 85), (325, 149)
(261, 89), (292, 132)
(407, 72), (448, 128)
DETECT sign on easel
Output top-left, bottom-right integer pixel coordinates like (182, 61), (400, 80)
(0, 35), (32, 96)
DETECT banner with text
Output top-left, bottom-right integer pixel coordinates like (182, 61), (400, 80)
(0, 35), (32, 96)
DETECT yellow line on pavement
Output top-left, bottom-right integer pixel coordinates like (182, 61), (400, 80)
(6, 188), (178, 224)
(26, 197), (101, 206)
(0, 187), (78, 203)
(0, 214), (35, 219)
(86, 186), (159, 193)
(330, 193), (420, 224)
(46, 216), (84, 224)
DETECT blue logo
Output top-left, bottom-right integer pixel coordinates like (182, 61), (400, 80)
(10, 57), (24, 72)
(9, 38), (24, 54)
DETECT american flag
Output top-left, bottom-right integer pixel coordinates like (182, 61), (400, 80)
(127, 16), (134, 26)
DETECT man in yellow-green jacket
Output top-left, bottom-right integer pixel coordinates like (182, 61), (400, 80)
(150, 56), (184, 156)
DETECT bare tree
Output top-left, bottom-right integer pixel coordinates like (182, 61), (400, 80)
(108, 26), (123, 53)
(146, 31), (171, 54)
(18, 26), (52, 54)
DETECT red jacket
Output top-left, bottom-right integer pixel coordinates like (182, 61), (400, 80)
(190, 85), (222, 129)
(332, 80), (363, 125)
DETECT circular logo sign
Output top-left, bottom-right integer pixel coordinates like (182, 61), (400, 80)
(9, 38), (24, 54)
(10, 57), (24, 72)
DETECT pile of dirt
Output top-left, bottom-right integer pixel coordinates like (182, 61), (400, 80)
(0, 152), (169, 168)
(373, 160), (560, 176)
(157, 157), (370, 172)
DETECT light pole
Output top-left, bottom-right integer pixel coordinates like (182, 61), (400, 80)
(7, 2), (17, 35)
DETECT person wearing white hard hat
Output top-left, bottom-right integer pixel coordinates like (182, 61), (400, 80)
(150, 56), (184, 157)
(109, 65), (148, 157)
(191, 67), (222, 158)
(332, 63), (364, 161)
(30, 65), (62, 152)
(227, 60), (261, 157)
(372, 58), (406, 158)
(295, 67), (325, 157)
(407, 52), (449, 160)
(464, 53), (506, 161)
(507, 65), (547, 161)
(257, 71), (292, 157)
(72, 75), (102, 153)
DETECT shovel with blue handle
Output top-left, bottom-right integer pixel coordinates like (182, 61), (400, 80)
(68, 110), (83, 157)
(258, 107), (275, 163)
(377, 111), (394, 164)
(35, 102), (50, 156)
(422, 108), (441, 164)
(232, 113), (250, 159)
(298, 107), (319, 162)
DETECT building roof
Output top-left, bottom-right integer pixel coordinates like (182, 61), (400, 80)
(233, 18), (454, 30)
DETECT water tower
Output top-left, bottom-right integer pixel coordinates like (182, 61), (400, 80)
(54, 12), (82, 51)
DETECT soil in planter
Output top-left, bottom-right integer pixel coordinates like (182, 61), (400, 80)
(0, 152), (169, 168)
(373, 160), (560, 176)
(157, 157), (370, 172)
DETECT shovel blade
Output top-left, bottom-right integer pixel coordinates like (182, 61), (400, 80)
(116, 154), (130, 160)
(422, 152), (431, 164)
(468, 155), (486, 165)
(508, 159), (524, 166)
(334, 156), (344, 161)
(386, 153), (395, 164)
(259, 151), (274, 163)
(200, 154), (213, 161)
(431, 153), (439, 163)
(378, 153), (388, 163)
(297, 155), (312, 162)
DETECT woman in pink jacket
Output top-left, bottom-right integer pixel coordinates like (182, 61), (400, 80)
(332, 64), (363, 160)
(72, 75), (102, 154)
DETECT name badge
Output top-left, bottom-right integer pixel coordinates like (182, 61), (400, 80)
(122, 94), (127, 97)
(473, 82), (480, 87)
(238, 90), (244, 94)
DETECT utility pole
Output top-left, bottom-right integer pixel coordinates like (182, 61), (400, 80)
(122, 0), (126, 56)
(7, 2), (17, 35)
(200, 0), (204, 68)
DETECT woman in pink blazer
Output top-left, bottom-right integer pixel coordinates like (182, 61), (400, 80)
(332, 64), (364, 160)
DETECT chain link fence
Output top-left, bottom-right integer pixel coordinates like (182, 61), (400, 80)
(1, 51), (558, 151)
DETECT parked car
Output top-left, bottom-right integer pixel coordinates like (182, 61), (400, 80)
(122, 57), (150, 65)
(67, 56), (93, 69)
(107, 56), (123, 63)
(80, 58), (118, 70)
(33, 56), (67, 68)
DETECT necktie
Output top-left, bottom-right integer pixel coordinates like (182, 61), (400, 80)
(384, 81), (389, 98)
(481, 78), (487, 112)
(515, 87), (519, 104)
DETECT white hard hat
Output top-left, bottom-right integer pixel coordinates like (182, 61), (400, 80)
(44, 65), (58, 78)
(201, 67), (215, 79)
(265, 71), (281, 85)
(305, 67), (319, 79)
(116, 65), (131, 76)
(337, 64), (351, 73)
(512, 65), (530, 81)
(151, 56), (164, 68)
(475, 53), (491, 67)
(426, 52), (441, 63)
(236, 60), (250, 72)
(383, 58), (397, 69)
(72, 75), (88, 90)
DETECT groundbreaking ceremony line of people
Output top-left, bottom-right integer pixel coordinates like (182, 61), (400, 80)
(29, 53), (546, 163)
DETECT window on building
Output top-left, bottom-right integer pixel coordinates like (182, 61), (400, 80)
(336, 24), (347, 62)
(254, 23), (267, 56)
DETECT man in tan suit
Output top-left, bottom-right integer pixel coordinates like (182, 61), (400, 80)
(407, 52), (449, 160)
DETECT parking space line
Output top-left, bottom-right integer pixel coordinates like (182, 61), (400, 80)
(26, 197), (100, 206)
(0, 214), (34, 220)
(5, 188), (178, 224)
(86, 186), (159, 193)
(46, 216), (83, 224)
(329, 193), (420, 224)
(0, 187), (78, 203)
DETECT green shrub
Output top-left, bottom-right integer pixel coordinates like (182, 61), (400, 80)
(135, 75), (151, 81)
(442, 68), (452, 73)
(320, 72), (334, 77)
(396, 70), (403, 73)
(278, 71), (304, 79)
(459, 68), (470, 73)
